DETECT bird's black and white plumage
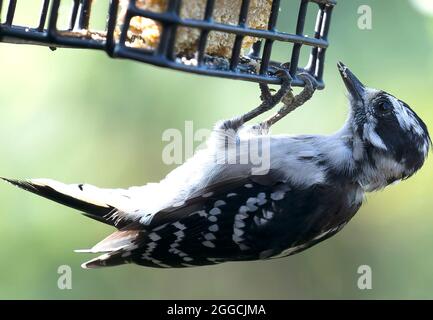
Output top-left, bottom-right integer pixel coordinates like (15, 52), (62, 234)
(3, 63), (431, 269)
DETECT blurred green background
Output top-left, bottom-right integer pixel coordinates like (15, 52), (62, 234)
(1, 0), (433, 299)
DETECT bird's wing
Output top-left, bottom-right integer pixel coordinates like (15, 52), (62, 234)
(83, 173), (360, 268)
(146, 170), (284, 227)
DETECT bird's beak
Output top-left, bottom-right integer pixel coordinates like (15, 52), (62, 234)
(338, 62), (365, 103)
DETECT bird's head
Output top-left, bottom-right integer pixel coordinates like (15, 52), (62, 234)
(338, 62), (431, 190)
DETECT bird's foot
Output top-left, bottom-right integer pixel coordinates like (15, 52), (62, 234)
(218, 68), (293, 132)
(260, 72), (318, 128)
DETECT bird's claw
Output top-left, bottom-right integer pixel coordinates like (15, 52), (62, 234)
(260, 72), (318, 128)
(259, 68), (293, 105)
(285, 72), (317, 107)
(297, 72), (318, 91)
(224, 66), (296, 131)
(274, 68), (293, 84)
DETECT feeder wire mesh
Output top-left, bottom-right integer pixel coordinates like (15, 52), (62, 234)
(0, 0), (336, 88)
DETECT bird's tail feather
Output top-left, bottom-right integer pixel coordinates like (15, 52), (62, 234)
(1, 177), (122, 227)
(78, 228), (142, 269)
(81, 251), (130, 269)
(75, 228), (141, 254)
(2, 177), (146, 268)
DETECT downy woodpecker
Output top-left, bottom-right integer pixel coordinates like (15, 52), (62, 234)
(2, 63), (431, 268)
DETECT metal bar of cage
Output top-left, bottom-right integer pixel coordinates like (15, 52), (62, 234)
(290, 0), (309, 78)
(196, 0), (215, 66)
(78, 0), (92, 29)
(5, 0), (16, 25)
(0, 0), (337, 88)
(259, 0), (280, 76)
(38, 0), (50, 32)
(69, 0), (80, 30)
(157, 0), (182, 60)
(229, 0), (250, 71)
(126, 7), (329, 48)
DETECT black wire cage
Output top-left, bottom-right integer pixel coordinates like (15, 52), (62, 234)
(0, 0), (336, 88)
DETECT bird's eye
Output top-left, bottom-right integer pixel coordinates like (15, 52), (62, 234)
(376, 100), (393, 114)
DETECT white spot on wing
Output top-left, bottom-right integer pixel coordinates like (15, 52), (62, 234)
(214, 200), (226, 207)
(173, 222), (186, 230)
(202, 240), (215, 248)
(208, 224), (219, 232)
(168, 223), (193, 263)
(152, 223), (168, 231)
(204, 233), (216, 241)
(208, 215), (217, 222)
(234, 220), (245, 228)
(263, 210), (274, 220)
(270, 191), (285, 201)
(149, 232), (161, 241)
(239, 206), (249, 214)
(246, 197), (257, 205)
(209, 207), (221, 215)
(257, 192), (267, 205)
(246, 201), (258, 211)
(196, 210), (207, 217)
(232, 234), (242, 242)
(174, 230), (184, 238)
(234, 228), (244, 236)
